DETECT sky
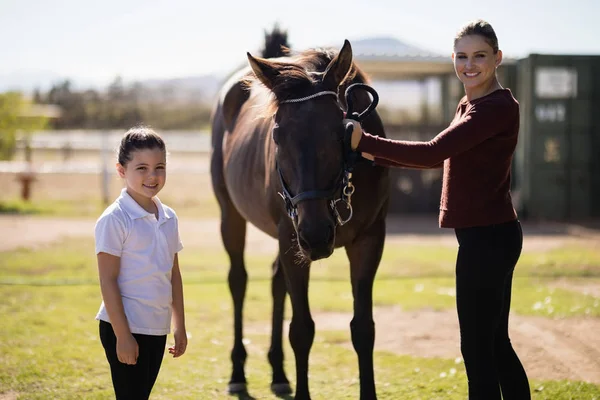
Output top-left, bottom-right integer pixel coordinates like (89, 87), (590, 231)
(2, 0), (599, 91)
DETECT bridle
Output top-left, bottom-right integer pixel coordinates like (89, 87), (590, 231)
(275, 83), (379, 227)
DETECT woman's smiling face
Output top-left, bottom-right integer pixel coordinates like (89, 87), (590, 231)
(452, 34), (502, 92)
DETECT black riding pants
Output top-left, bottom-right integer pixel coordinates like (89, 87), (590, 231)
(454, 219), (531, 400)
(99, 320), (167, 400)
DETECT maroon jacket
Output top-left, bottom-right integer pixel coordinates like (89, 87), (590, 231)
(358, 89), (519, 229)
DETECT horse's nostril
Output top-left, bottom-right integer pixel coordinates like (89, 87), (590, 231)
(297, 225), (334, 252)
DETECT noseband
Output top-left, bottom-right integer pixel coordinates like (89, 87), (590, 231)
(275, 83), (379, 227)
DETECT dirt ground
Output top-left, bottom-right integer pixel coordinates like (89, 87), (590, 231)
(308, 308), (600, 384)
(1, 215), (600, 384)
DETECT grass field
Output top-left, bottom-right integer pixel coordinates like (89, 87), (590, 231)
(2, 237), (600, 399)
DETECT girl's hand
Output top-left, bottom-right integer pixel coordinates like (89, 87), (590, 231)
(169, 327), (188, 358)
(116, 334), (139, 365)
(343, 119), (363, 151)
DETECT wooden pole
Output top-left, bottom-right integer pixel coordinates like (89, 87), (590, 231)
(101, 131), (110, 205)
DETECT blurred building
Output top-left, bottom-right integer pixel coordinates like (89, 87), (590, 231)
(352, 38), (600, 221)
(18, 103), (62, 119)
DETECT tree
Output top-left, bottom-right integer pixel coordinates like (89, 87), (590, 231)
(0, 92), (48, 160)
(47, 80), (86, 129)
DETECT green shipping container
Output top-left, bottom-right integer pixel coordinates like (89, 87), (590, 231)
(514, 54), (600, 220)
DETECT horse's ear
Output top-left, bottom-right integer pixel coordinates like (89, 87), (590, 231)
(322, 39), (353, 90)
(247, 52), (279, 90)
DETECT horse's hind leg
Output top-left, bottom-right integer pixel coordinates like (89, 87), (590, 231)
(222, 204), (248, 393)
(211, 154), (249, 393)
(268, 254), (292, 395)
(345, 218), (386, 400)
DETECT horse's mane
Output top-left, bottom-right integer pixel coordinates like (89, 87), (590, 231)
(244, 47), (370, 116)
(261, 24), (290, 59)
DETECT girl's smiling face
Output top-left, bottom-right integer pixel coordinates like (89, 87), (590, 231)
(117, 147), (167, 209)
(452, 34), (502, 93)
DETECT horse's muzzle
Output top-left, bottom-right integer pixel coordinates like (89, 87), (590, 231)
(297, 224), (335, 261)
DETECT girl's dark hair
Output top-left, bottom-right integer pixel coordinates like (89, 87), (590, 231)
(117, 125), (166, 166)
(454, 19), (499, 54)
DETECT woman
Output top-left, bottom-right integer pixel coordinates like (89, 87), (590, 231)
(345, 19), (531, 399)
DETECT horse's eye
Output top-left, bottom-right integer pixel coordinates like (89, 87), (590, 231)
(272, 124), (280, 145)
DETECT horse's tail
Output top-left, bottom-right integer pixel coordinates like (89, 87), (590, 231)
(261, 23), (289, 59)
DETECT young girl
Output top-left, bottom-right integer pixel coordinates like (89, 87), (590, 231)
(95, 126), (187, 399)
(345, 20), (531, 400)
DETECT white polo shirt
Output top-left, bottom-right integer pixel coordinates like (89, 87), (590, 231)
(94, 188), (183, 335)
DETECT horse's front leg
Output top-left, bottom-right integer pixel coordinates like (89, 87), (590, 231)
(279, 229), (314, 400)
(345, 218), (386, 400)
(268, 254), (292, 395)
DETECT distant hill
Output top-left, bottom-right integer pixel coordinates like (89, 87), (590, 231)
(350, 36), (443, 58)
(0, 71), (70, 93)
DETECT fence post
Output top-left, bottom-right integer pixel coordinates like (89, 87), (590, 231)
(101, 131), (110, 205)
(16, 137), (36, 201)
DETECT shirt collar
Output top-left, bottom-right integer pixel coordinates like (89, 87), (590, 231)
(118, 188), (172, 223)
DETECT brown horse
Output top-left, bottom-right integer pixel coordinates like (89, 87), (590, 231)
(210, 39), (389, 400)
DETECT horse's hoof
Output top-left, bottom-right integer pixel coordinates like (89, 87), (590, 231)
(227, 382), (247, 394)
(271, 382), (293, 395)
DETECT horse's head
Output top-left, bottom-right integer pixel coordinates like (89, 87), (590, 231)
(247, 40), (357, 261)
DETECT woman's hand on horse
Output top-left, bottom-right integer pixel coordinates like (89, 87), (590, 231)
(343, 119), (363, 151)
(361, 152), (374, 161)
